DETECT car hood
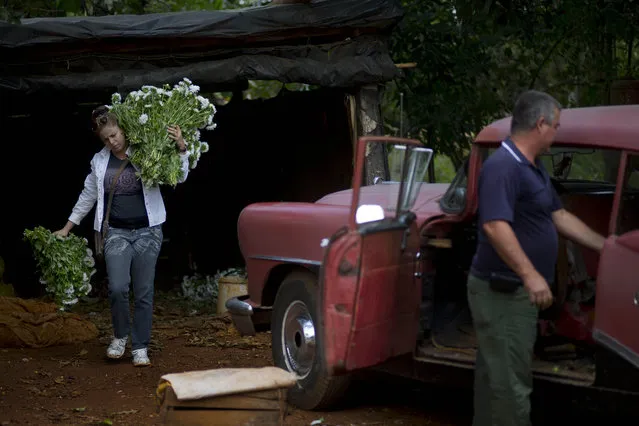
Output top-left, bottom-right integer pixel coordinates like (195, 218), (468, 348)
(316, 183), (448, 220)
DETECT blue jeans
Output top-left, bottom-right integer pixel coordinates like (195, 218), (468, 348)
(104, 225), (163, 351)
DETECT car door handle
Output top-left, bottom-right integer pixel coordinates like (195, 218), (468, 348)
(634, 291), (639, 307)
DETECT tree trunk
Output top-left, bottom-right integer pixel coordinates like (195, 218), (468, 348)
(356, 84), (389, 185)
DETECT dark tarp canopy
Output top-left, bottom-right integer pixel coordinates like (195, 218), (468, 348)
(0, 0), (404, 97)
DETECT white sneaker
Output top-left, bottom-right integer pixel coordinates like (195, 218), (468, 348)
(106, 336), (128, 359)
(132, 348), (151, 367)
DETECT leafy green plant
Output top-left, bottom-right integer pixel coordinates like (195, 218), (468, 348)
(23, 226), (96, 309)
(108, 78), (216, 187)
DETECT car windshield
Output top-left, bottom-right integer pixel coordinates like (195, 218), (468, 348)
(485, 145), (621, 184)
(538, 147), (620, 184)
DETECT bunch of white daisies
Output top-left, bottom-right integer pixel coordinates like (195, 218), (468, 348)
(108, 78), (217, 187)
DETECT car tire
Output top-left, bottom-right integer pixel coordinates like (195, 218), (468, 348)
(271, 271), (351, 410)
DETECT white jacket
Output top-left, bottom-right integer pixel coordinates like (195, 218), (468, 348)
(68, 146), (190, 231)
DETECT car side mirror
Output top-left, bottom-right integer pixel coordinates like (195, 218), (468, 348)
(355, 204), (385, 225)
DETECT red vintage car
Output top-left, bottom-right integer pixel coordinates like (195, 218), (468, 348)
(227, 104), (639, 410)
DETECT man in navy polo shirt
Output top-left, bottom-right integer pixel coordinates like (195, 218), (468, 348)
(467, 90), (606, 426)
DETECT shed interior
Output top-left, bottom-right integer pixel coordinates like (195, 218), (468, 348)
(0, 87), (354, 296)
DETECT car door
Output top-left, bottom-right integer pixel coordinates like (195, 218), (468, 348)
(593, 151), (639, 369)
(322, 136), (432, 375)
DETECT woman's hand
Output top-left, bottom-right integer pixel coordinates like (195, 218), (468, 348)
(168, 125), (187, 153)
(53, 221), (75, 238)
(53, 229), (69, 238)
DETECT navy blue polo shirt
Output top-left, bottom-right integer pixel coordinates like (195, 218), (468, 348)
(470, 138), (563, 284)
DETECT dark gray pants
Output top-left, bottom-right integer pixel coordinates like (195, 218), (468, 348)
(467, 274), (539, 426)
(104, 225), (163, 351)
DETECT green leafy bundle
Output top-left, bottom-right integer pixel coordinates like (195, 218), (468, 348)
(23, 226), (96, 309)
(108, 78), (216, 187)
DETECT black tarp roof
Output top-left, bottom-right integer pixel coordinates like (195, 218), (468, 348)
(0, 0), (404, 97)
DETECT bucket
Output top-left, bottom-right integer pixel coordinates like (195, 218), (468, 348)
(217, 275), (248, 314)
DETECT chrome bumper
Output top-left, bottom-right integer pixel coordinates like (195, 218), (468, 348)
(226, 295), (272, 336)
(226, 295), (256, 336)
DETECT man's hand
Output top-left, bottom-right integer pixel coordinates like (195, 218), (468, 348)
(522, 271), (553, 309)
(483, 220), (554, 309)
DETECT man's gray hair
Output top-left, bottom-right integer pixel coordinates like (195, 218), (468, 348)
(510, 90), (562, 134)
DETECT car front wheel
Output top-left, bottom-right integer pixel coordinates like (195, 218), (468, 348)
(271, 271), (350, 410)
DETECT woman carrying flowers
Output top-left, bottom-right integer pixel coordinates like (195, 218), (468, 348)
(53, 106), (190, 367)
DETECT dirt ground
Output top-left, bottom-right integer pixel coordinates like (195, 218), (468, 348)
(0, 292), (635, 426)
(0, 292), (470, 426)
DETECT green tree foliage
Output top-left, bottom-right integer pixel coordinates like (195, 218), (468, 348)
(384, 0), (638, 171)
